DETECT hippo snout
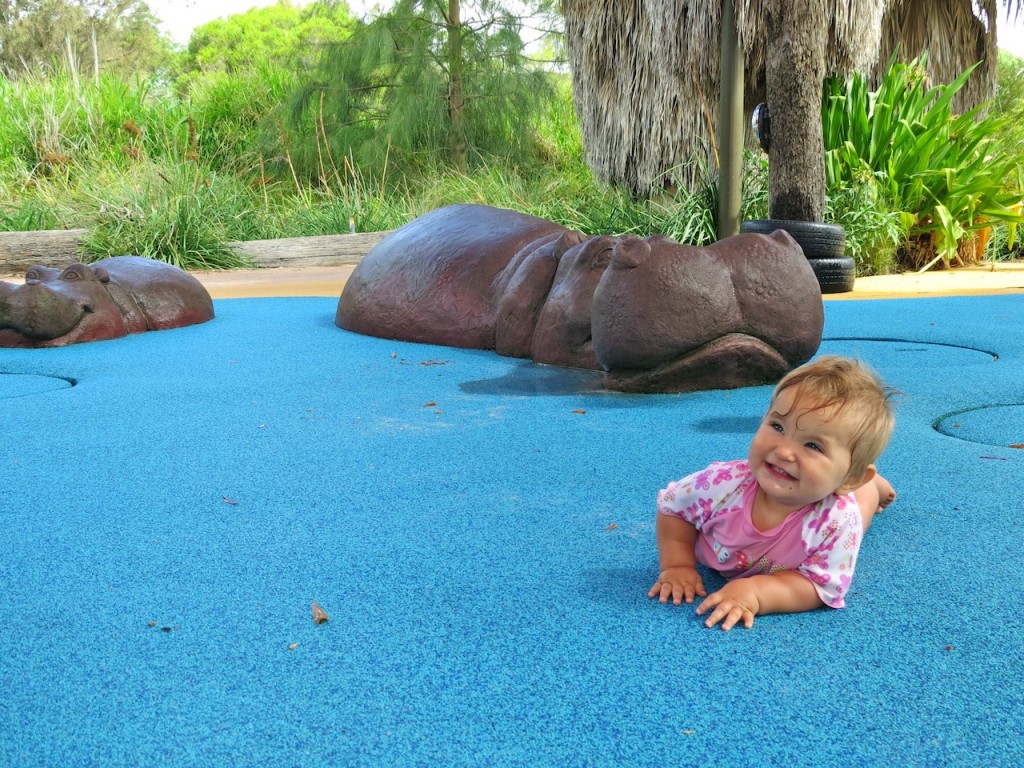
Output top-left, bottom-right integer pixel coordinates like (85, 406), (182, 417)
(1, 283), (93, 339)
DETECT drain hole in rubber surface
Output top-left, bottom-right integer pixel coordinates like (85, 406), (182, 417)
(934, 404), (1024, 448)
(820, 338), (997, 366)
(0, 373), (76, 399)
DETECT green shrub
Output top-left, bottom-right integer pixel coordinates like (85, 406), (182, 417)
(825, 176), (911, 275)
(81, 163), (256, 270)
(823, 54), (1022, 270)
(11, 51), (1024, 278)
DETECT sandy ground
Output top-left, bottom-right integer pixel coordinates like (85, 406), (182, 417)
(192, 265), (358, 298)
(3, 260), (1024, 300)
(186, 261), (1024, 300)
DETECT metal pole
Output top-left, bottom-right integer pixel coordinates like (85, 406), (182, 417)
(717, 0), (744, 239)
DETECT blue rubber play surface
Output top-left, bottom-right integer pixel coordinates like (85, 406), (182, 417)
(1, 295), (1022, 767)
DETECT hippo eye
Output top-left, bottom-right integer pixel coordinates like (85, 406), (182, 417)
(26, 269), (39, 280)
(61, 269), (81, 281)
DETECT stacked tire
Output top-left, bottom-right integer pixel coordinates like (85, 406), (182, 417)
(740, 219), (855, 294)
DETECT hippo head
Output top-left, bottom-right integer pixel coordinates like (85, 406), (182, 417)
(590, 230), (824, 392)
(0, 263), (127, 348)
(529, 234), (616, 370)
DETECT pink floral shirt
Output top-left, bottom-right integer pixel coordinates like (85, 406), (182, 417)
(657, 459), (863, 608)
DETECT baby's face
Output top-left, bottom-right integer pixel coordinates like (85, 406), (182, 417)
(747, 387), (860, 514)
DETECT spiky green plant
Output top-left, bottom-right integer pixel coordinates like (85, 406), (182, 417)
(823, 54), (1022, 270)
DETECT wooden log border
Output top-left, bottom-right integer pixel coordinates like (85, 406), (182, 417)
(0, 229), (391, 275)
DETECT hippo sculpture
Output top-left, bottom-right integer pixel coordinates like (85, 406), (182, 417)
(336, 204), (824, 393)
(0, 256), (214, 348)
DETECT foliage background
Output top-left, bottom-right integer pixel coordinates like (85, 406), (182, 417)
(0, 0), (1022, 272)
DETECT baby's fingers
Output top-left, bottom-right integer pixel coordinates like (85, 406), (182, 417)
(697, 598), (754, 631)
(646, 580), (685, 605)
(647, 581), (675, 603)
(713, 605), (754, 631)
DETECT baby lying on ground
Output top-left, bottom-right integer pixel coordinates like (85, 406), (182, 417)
(648, 355), (898, 630)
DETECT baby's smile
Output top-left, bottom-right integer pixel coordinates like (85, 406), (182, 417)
(765, 462), (796, 481)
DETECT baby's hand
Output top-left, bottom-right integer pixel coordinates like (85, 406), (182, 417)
(648, 566), (707, 605)
(696, 579), (760, 631)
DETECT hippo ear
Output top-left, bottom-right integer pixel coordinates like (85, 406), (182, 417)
(610, 236), (650, 270)
(560, 230), (587, 252)
(495, 237), (563, 358)
(769, 229), (799, 249)
(94, 267), (110, 283)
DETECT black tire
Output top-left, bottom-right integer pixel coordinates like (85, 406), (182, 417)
(808, 256), (856, 294)
(740, 219), (846, 258)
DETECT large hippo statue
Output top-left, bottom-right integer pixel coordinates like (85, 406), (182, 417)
(0, 256), (214, 348)
(336, 204), (824, 393)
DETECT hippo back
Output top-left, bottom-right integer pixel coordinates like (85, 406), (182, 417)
(336, 204), (570, 349)
(98, 256), (214, 331)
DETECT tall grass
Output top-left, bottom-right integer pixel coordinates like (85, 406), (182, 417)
(4, 60), (1022, 275)
(0, 64), (733, 269)
(81, 164), (255, 270)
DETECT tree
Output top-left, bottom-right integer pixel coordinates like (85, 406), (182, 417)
(0, 0), (172, 78)
(763, 0), (827, 220)
(182, 0), (356, 76)
(992, 49), (1024, 172)
(873, 0), (1000, 112)
(560, 0), (1024, 205)
(286, 0), (555, 177)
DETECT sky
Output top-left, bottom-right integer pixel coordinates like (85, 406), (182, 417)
(149, 0), (1024, 56)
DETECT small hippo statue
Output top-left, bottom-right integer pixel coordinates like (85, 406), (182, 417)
(0, 256), (215, 348)
(337, 204), (824, 393)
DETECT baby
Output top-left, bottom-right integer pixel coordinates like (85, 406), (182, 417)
(648, 355), (897, 630)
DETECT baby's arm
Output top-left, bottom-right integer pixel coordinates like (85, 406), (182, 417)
(647, 514), (707, 605)
(696, 571), (824, 630)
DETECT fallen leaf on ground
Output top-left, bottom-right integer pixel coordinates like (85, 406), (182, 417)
(605, 523), (618, 531)
(222, 496), (239, 506)
(390, 353), (397, 358)
(147, 621), (157, 627)
(1009, 444), (1024, 449)
(423, 401), (437, 407)
(572, 409), (586, 414)
(311, 601), (330, 624)
(288, 643), (299, 650)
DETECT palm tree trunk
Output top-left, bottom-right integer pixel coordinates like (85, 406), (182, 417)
(765, 0), (827, 221)
(447, 0), (467, 173)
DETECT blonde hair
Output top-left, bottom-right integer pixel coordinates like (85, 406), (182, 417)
(772, 355), (898, 478)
